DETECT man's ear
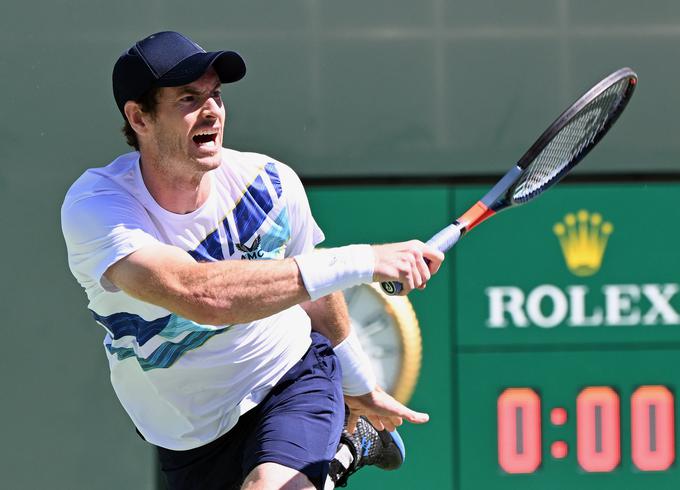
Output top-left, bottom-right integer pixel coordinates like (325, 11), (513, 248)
(124, 100), (151, 136)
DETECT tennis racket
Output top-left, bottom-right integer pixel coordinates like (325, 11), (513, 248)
(381, 67), (637, 296)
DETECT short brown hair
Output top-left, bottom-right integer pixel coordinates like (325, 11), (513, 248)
(121, 87), (161, 150)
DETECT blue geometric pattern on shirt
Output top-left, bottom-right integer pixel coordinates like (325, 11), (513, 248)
(106, 329), (227, 371)
(92, 310), (171, 347)
(257, 208), (291, 259)
(188, 228), (224, 262)
(223, 220), (235, 256)
(186, 170), (277, 262)
(233, 174), (273, 243)
(158, 315), (230, 339)
(265, 162), (282, 198)
(93, 309), (226, 344)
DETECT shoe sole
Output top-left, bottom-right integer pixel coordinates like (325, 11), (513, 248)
(374, 428), (405, 470)
(388, 429), (406, 462)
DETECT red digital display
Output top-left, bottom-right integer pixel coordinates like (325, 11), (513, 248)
(631, 386), (675, 471)
(551, 440), (568, 459)
(551, 407), (567, 426)
(497, 388), (542, 473)
(577, 387), (620, 472)
(497, 385), (675, 474)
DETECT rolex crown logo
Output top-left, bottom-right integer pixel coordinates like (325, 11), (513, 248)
(553, 210), (613, 277)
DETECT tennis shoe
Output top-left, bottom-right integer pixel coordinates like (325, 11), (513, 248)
(329, 417), (405, 487)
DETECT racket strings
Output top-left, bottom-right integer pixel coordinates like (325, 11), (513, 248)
(512, 79), (630, 203)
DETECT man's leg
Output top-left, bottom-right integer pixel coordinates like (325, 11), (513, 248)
(240, 332), (345, 489)
(241, 462), (316, 490)
(156, 412), (255, 490)
(241, 419), (406, 490)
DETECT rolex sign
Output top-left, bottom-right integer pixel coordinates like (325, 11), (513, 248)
(454, 184), (680, 348)
(486, 210), (679, 328)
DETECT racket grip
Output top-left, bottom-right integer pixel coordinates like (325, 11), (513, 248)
(380, 224), (462, 296)
(426, 223), (462, 253)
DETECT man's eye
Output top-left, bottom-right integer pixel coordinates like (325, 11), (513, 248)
(212, 91), (222, 99)
(181, 96), (195, 102)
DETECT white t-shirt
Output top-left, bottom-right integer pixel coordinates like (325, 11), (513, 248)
(61, 149), (324, 450)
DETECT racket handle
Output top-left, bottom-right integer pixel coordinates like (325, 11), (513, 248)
(426, 223), (463, 254)
(380, 224), (462, 296)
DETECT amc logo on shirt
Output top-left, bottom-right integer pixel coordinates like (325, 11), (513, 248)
(236, 236), (265, 260)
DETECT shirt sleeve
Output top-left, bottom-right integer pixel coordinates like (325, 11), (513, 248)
(276, 162), (325, 257)
(61, 191), (159, 292)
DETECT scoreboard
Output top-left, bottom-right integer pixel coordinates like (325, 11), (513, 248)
(308, 182), (680, 490)
(454, 183), (680, 489)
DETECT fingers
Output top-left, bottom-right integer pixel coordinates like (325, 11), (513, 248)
(367, 414), (404, 433)
(366, 414), (385, 432)
(347, 411), (359, 435)
(347, 411), (402, 434)
(372, 240), (445, 294)
(414, 252), (431, 290)
(344, 388), (430, 436)
(375, 416), (397, 432)
(422, 244), (445, 275)
(384, 416), (403, 432)
(407, 250), (423, 291)
(378, 396), (429, 425)
(401, 408), (430, 424)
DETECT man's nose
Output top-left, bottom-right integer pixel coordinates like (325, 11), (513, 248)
(201, 96), (222, 118)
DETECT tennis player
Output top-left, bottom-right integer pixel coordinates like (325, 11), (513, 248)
(61, 31), (443, 490)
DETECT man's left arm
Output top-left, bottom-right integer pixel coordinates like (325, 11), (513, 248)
(301, 292), (429, 433)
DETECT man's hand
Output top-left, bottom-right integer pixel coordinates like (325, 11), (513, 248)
(372, 241), (444, 295)
(344, 386), (429, 434)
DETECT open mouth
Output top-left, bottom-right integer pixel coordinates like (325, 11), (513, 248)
(192, 130), (218, 148)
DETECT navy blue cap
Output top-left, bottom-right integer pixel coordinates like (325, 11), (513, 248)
(112, 31), (246, 115)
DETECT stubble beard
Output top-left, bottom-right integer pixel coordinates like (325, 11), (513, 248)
(150, 128), (221, 182)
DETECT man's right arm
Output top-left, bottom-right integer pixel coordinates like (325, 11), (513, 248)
(105, 242), (308, 325)
(105, 240), (443, 325)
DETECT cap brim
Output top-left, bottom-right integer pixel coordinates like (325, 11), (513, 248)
(157, 50), (246, 87)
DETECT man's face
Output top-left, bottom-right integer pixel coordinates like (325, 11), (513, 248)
(145, 68), (225, 174)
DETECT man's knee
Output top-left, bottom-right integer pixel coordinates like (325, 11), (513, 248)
(241, 462), (317, 490)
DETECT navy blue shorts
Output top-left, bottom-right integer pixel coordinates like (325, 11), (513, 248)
(156, 332), (344, 490)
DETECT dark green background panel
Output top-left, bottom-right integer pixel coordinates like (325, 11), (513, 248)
(454, 184), (680, 349)
(457, 350), (680, 490)
(307, 186), (455, 490)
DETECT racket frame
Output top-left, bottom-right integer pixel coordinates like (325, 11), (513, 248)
(461, 68), (638, 235)
(380, 67), (637, 296)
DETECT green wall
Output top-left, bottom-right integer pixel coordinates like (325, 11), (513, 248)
(2, 0), (678, 180)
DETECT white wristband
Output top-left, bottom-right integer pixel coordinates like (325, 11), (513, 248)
(294, 245), (374, 301)
(333, 327), (377, 396)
